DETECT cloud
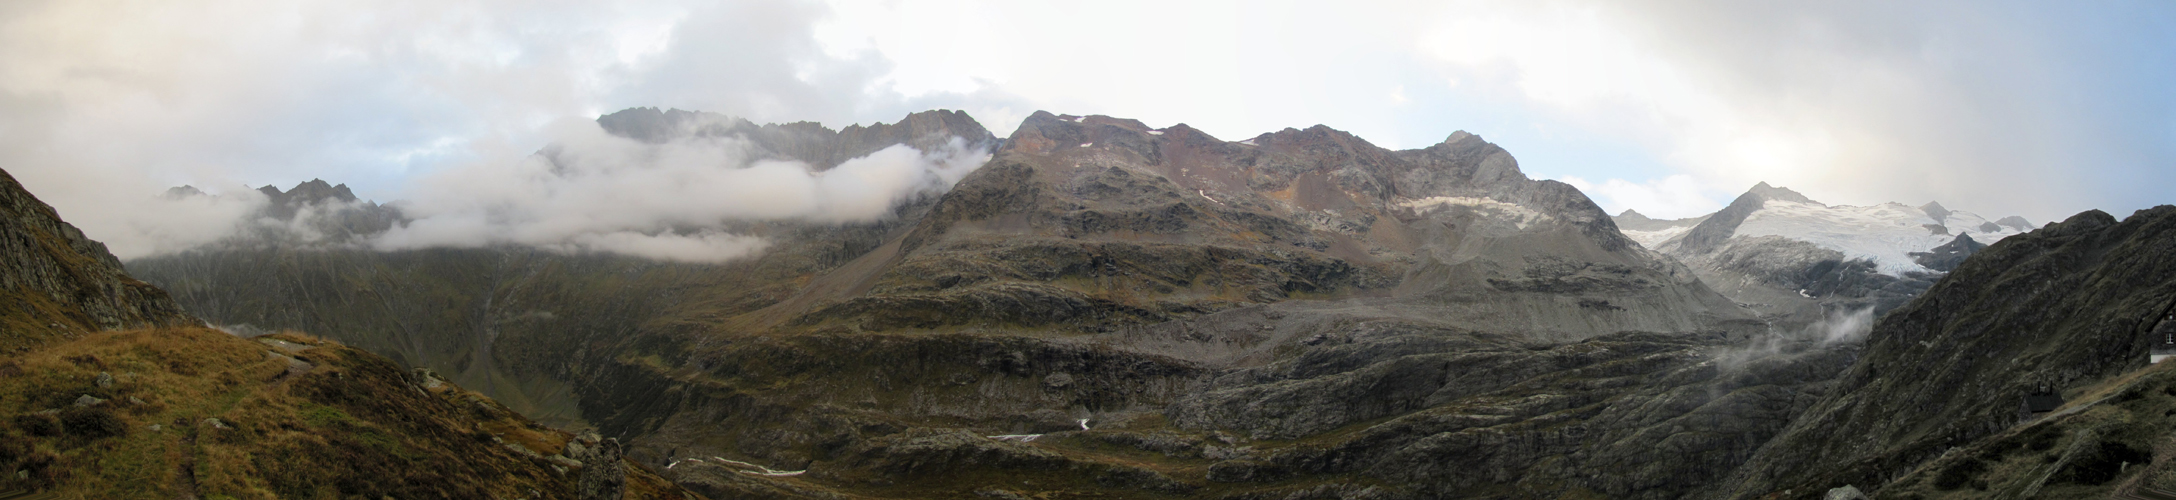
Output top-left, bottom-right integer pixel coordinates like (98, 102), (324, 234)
(0, 0), (957, 255)
(1558, 174), (1727, 220)
(76, 190), (269, 260)
(551, 230), (771, 264)
(371, 117), (989, 262)
(1408, 0), (2176, 222)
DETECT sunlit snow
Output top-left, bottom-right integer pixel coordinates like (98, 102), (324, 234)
(1734, 200), (2024, 275)
(1622, 225), (1694, 248)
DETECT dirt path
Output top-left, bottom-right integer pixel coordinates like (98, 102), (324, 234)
(174, 419), (199, 500)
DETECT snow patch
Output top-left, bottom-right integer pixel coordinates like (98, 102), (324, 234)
(672, 457), (805, 476)
(1197, 189), (1225, 205)
(1397, 196), (1550, 229)
(1622, 225), (1693, 249)
(1237, 139), (1257, 146)
(1147, 130), (1163, 135)
(1080, 143), (1093, 148)
(988, 434), (1042, 442)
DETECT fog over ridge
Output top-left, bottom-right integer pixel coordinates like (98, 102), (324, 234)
(369, 115), (989, 262)
(108, 114), (991, 264)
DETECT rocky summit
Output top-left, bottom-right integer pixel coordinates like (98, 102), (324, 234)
(90, 107), (2176, 498)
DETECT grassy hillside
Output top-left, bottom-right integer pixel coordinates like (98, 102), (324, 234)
(0, 327), (698, 499)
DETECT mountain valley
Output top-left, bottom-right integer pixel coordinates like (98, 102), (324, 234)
(10, 107), (2173, 499)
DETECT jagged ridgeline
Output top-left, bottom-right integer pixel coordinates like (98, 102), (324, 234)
(0, 168), (702, 498)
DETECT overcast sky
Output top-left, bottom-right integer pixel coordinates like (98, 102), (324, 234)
(3, 0), (2171, 253)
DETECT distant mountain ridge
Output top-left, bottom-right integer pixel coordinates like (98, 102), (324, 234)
(1613, 182), (2035, 329)
(1620, 182), (2031, 275)
(594, 106), (996, 169)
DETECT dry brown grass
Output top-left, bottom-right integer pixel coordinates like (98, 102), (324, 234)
(0, 327), (702, 500)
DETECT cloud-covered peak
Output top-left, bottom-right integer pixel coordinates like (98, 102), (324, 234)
(370, 110), (993, 263)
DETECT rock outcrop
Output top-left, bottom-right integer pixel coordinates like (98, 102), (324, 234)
(573, 432), (630, 500)
(0, 167), (193, 345)
(1907, 233), (1988, 272)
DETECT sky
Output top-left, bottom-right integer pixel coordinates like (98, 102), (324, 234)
(1, 0), (2171, 258)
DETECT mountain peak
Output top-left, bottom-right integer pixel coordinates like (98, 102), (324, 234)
(1919, 201), (1951, 224)
(162, 185), (206, 200)
(1996, 215), (2034, 231)
(1745, 182), (1817, 205)
(1443, 130), (1476, 144)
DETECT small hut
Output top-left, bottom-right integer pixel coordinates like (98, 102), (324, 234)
(2020, 386), (2064, 422)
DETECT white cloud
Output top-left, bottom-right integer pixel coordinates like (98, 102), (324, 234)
(1559, 174), (1727, 220)
(81, 189), (269, 260)
(552, 230), (771, 264)
(372, 117), (989, 262)
(1405, 0), (2169, 222)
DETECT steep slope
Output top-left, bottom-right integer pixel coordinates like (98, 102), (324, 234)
(1718, 205), (2176, 498)
(0, 166), (702, 499)
(0, 329), (697, 499)
(0, 169), (193, 347)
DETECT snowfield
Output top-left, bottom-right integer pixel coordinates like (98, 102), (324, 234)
(1623, 225), (1694, 249)
(1733, 200), (2025, 275)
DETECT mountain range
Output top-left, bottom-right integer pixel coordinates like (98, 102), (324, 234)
(7, 107), (2174, 498)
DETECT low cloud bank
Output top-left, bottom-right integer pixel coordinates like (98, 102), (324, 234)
(370, 118), (989, 263)
(84, 189), (268, 260)
(1714, 306), (1875, 371)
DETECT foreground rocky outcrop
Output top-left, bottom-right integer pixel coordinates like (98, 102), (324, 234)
(0, 168), (193, 348)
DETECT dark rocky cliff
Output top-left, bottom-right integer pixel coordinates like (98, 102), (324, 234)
(0, 168), (193, 346)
